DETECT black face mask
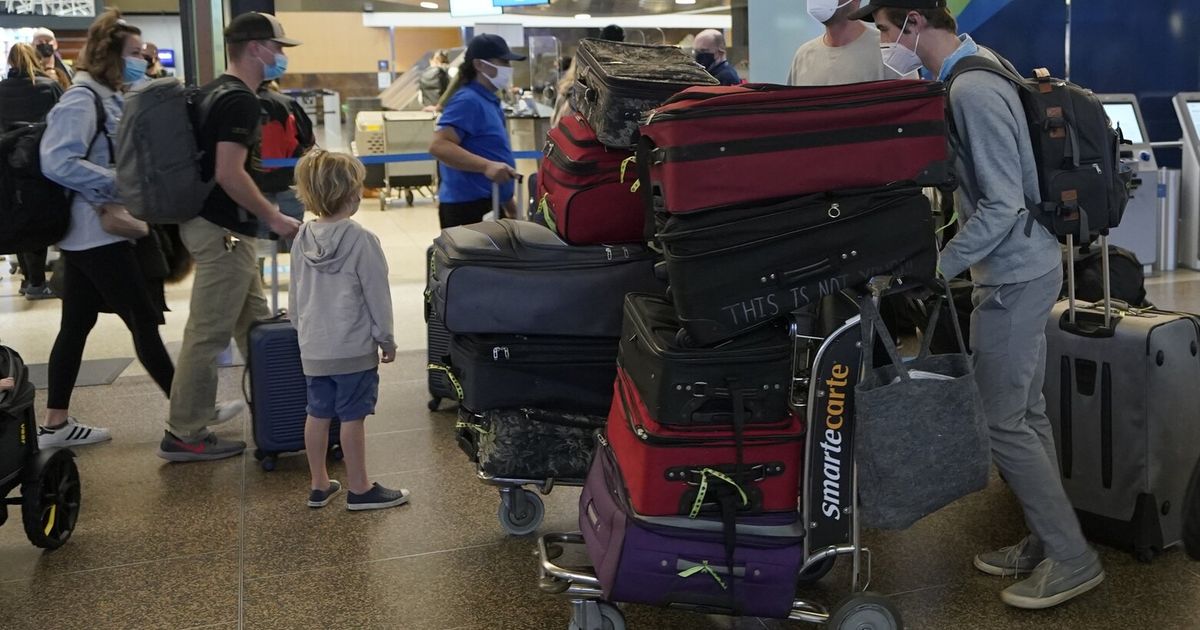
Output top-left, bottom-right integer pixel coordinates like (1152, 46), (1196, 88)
(694, 51), (717, 69)
(36, 43), (55, 59)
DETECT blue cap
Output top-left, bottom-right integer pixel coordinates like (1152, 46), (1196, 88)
(465, 34), (526, 62)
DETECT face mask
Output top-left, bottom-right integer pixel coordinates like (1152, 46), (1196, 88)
(694, 51), (717, 69)
(123, 55), (148, 83)
(881, 15), (923, 75)
(807, 0), (854, 24)
(36, 43), (55, 59)
(481, 60), (513, 91)
(262, 51), (288, 81)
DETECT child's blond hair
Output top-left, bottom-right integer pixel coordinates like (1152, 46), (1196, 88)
(295, 149), (366, 218)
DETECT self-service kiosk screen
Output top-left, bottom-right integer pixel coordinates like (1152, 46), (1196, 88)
(1102, 103), (1144, 144)
(1189, 102), (1200, 138)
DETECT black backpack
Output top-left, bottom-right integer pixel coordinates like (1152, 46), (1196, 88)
(0, 86), (105, 255)
(946, 49), (1133, 245)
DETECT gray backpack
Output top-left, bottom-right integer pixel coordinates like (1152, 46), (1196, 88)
(115, 78), (233, 223)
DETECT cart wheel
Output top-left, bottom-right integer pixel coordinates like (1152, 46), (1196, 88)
(829, 593), (903, 630)
(405, 189), (415, 206)
(428, 397), (442, 412)
(539, 575), (570, 594)
(21, 450), (81, 550)
(568, 602), (625, 630)
(497, 489), (544, 536)
(260, 455), (277, 472)
(797, 555), (837, 584)
(329, 444), (344, 462)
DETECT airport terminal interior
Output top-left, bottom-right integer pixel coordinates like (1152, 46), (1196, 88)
(3, 0), (1200, 628)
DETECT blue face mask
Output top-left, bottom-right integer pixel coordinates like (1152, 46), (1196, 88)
(263, 52), (288, 81)
(123, 55), (148, 83)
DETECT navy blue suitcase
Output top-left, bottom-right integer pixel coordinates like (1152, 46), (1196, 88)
(246, 318), (341, 471)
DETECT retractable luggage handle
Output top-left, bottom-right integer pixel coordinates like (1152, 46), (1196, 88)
(489, 173), (526, 221)
(1064, 231), (1118, 335)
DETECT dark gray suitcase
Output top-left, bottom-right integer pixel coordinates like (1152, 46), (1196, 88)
(425, 245), (457, 411)
(570, 39), (718, 149)
(1044, 237), (1200, 561)
(430, 219), (661, 338)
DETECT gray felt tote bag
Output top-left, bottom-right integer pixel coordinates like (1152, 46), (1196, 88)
(854, 286), (991, 530)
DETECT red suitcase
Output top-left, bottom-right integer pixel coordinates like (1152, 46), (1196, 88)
(537, 114), (644, 245)
(639, 80), (953, 215)
(606, 367), (805, 517)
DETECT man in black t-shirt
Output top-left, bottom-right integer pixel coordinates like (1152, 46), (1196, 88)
(160, 12), (303, 462)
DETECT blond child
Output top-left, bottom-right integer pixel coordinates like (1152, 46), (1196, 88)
(290, 149), (407, 510)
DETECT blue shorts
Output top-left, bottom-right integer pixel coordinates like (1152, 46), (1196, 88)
(305, 368), (379, 421)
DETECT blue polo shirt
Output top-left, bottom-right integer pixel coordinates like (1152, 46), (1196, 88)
(436, 80), (515, 204)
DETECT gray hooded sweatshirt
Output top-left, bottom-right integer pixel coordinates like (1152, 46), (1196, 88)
(289, 219), (396, 377)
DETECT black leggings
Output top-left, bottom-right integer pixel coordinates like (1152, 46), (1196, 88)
(17, 249), (47, 287)
(47, 242), (174, 410)
(439, 198), (493, 229)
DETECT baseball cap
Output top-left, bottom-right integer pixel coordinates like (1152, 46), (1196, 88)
(465, 34), (526, 62)
(849, 0), (948, 22)
(224, 12), (301, 47)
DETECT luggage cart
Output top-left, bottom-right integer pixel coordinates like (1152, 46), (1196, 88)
(380, 111), (438, 210)
(535, 280), (906, 629)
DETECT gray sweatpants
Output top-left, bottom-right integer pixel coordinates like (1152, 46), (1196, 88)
(970, 265), (1088, 561)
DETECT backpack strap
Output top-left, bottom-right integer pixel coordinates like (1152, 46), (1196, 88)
(942, 48), (1048, 238)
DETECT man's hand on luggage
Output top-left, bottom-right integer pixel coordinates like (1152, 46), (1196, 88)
(381, 348), (396, 363)
(269, 209), (301, 240)
(484, 161), (517, 184)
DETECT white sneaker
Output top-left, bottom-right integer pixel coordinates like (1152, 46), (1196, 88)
(212, 400), (247, 426)
(37, 417), (112, 448)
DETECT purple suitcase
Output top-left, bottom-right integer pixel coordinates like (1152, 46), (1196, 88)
(579, 437), (805, 618)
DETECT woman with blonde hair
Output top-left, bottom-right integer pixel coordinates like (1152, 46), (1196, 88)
(0, 42), (64, 300)
(36, 8), (176, 450)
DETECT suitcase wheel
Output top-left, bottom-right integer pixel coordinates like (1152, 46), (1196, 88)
(568, 601), (625, 630)
(255, 451), (278, 472)
(428, 397), (442, 412)
(497, 488), (544, 536)
(829, 593), (903, 630)
(328, 444), (344, 462)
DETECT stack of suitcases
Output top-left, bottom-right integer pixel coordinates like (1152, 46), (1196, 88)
(573, 68), (953, 614)
(426, 39), (723, 533)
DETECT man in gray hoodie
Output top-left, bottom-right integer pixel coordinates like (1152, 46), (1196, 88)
(854, 0), (1104, 610)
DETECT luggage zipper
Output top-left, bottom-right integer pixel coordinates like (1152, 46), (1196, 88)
(544, 141), (609, 177)
(644, 82), (945, 125)
(660, 194), (905, 260)
(619, 376), (800, 447)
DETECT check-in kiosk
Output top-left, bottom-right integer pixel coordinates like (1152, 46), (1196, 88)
(1101, 95), (1158, 271)
(1174, 93), (1200, 270)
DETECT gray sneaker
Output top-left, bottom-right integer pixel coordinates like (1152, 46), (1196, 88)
(156, 430), (246, 462)
(974, 535), (1045, 577)
(1000, 550), (1105, 610)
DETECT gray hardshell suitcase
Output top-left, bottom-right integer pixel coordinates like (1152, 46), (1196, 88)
(1044, 236), (1200, 561)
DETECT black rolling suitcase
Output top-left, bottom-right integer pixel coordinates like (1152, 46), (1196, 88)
(1044, 236), (1200, 561)
(658, 186), (938, 346)
(425, 245), (457, 411)
(449, 333), (618, 415)
(570, 39), (718, 149)
(246, 318), (341, 471)
(618, 293), (792, 427)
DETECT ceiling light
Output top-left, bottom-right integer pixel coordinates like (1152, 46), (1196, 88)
(575, 13), (592, 19)
(676, 0), (697, 4)
(420, 1), (438, 8)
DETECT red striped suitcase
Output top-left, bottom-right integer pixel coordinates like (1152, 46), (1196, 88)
(606, 367), (805, 517)
(638, 80), (953, 215)
(537, 114), (644, 245)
